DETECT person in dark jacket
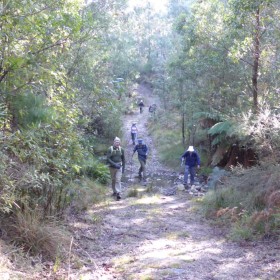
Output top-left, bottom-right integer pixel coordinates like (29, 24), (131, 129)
(181, 146), (200, 188)
(107, 137), (125, 200)
(138, 100), (144, 113)
(133, 138), (148, 182)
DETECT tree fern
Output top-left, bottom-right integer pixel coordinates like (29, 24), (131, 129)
(208, 120), (234, 136)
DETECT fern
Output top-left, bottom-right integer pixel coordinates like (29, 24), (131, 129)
(194, 110), (225, 122)
(0, 103), (7, 129)
(207, 119), (244, 146)
(208, 120), (234, 136)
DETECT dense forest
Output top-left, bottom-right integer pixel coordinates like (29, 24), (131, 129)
(0, 0), (279, 278)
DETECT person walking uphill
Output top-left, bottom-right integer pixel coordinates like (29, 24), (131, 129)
(107, 137), (125, 200)
(181, 146), (200, 189)
(133, 138), (148, 183)
(138, 100), (144, 114)
(131, 122), (138, 145)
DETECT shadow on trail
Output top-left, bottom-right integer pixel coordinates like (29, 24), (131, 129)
(73, 188), (275, 280)
(69, 82), (280, 280)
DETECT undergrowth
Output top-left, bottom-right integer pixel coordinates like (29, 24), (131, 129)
(4, 209), (71, 261)
(147, 111), (184, 170)
(201, 164), (280, 240)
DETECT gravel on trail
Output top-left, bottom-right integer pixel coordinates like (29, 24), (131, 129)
(68, 83), (280, 280)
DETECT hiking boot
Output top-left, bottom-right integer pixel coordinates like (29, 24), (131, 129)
(116, 193), (121, 200)
(184, 184), (190, 190)
(112, 192), (117, 197)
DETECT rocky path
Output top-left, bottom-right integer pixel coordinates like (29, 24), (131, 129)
(69, 83), (280, 280)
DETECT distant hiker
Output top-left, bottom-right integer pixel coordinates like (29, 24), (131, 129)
(149, 104), (157, 113)
(133, 138), (148, 182)
(107, 137), (125, 200)
(181, 145), (200, 189)
(131, 122), (138, 145)
(138, 100), (144, 114)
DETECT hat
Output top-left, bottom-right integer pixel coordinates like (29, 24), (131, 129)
(137, 138), (143, 143)
(187, 146), (194, 152)
(114, 137), (121, 144)
(132, 122), (137, 125)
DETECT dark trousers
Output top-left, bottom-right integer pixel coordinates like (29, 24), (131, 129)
(131, 133), (137, 145)
(184, 165), (196, 185)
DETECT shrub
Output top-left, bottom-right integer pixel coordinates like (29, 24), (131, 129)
(69, 178), (107, 211)
(80, 159), (110, 184)
(239, 106), (280, 163)
(8, 209), (70, 260)
(201, 164), (280, 239)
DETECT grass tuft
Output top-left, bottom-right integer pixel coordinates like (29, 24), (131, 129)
(8, 209), (71, 260)
(127, 188), (139, 198)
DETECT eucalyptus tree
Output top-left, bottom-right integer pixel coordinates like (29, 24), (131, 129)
(0, 0), (84, 130)
(226, 0), (280, 112)
(166, 0), (280, 163)
(65, 0), (129, 140)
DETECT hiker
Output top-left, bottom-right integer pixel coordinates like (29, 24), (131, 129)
(149, 104), (157, 113)
(131, 122), (138, 145)
(133, 138), (148, 182)
(138, 100), (144, 114)
(181, 145), (200, 189)
(107, 137), (125, 200)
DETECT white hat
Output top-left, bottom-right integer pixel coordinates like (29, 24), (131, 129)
(187, 146), (194, 152)
(114, 137), (121, 144)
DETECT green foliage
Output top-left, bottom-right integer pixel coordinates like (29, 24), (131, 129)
(230, 217), (254, 241)
(81, 159), (110, 185)
(69, 178), (107, 211)
(8, 93), (55, 129)
(0, 151), (16, 213)
(0, 117), (84, 214)
(238, 106), (280, 162)
(148, 112), (183, 170)
(208, 120), (236, 145)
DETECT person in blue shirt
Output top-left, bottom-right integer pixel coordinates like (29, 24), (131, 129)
(181, 146), (200, 188)
(133, 138), (148, 182)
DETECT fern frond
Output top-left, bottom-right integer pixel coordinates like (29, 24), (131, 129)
(208, 120), (234, 136)
(194, 111), (224, 122)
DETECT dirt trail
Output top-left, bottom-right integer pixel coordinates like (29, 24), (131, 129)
(69, 83), (280, 280)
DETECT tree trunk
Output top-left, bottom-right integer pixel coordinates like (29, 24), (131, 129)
(182, 112), (185, 145)
(252, 7), (260, 113)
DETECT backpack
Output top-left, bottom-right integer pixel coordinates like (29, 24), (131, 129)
(108, 146), (124, 156)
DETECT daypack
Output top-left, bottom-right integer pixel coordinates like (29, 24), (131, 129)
(108, 146), (124, 156)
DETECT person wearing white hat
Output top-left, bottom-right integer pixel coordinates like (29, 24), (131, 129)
(181, 145), (200, 189)
(107, 137), (125, 200)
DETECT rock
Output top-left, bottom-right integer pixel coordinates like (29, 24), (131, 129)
(177, 184), (185, 191)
